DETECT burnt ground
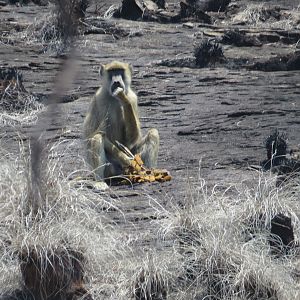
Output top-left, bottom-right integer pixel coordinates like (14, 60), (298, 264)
(1, 0), (300, 280)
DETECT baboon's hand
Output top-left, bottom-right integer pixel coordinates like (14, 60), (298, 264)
(112, 87), (124, 98)
(114, 88), (131, 105)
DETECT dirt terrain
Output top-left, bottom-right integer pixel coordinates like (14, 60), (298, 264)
(0, 0), (300, 297)
(1, 1), (300, 186)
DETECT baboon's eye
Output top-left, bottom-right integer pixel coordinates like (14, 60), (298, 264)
(109, 69), (125, 80)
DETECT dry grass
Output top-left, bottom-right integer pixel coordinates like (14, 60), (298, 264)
(20, 11), (70, 54)
(1, 137), (300, 299)
(0, 68), (44, 126)
(159, 174), (300, 299)
(0, 94), (44, 126)
(232, 4), (300, 30)
(18, 0), (86, 54)
(0, 140), (130, 297)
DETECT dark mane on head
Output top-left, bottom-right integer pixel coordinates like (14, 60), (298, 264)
(105, 61), (129, 71)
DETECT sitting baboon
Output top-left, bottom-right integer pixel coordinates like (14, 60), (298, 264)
(83, 61), (159, 181)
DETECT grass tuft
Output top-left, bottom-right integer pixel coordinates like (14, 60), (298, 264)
(0, 67), (43, 126)
(159, 173), (300, 299)
(0, 140), (127, 297)
(133, 259), (168, 300)
(1, 140), (300, 298)
(19, 0), (88, 54)
(194, 39), (225, 67)
(232, 4), (300, 30)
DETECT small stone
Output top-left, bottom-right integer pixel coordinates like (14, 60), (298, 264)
(183, 22), (194, 28)
(270, 213), (295, 254)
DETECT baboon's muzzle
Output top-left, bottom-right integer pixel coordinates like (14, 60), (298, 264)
(110, 75), (125, 94)
(111, 81), (123, 93)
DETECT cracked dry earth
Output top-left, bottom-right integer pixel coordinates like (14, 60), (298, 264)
(1, 1), (300, 232)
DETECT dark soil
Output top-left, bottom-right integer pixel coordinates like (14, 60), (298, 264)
(0, 1), (299, 202)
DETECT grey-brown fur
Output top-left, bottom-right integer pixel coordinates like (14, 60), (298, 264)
(83, 61), (159, 180)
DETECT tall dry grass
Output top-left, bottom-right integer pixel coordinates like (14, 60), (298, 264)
(0, 139), (131, 297)
(1, 138), (300, 299)
(231, 3), (300, 30)
(158, 172), (300, 299)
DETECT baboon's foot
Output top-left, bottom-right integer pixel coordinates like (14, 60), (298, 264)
(92, 181), (109, 192)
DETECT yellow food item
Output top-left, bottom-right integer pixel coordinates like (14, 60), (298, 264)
(123, 154), (171, 184)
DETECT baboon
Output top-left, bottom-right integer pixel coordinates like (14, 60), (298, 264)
(83, 61), (159, 182)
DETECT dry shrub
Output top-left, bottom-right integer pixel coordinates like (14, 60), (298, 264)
(260, 130), (300, 184)
(0, 67), (43, 125)
(0, 140), (128, 298)
(194, 39), (225, 67)
(134, 268), (167, 300)
(130, 253), (172, 300)
(232, 4), (300, 30)
(2, 141), (300, 299)
(233, 4), (280, 25)
(19, 247), (88, 299)
(159, 174), (300, 299)
(265, 130), (287, 167)
(21, 0), (89, 53)
(23, 13), (68, 54)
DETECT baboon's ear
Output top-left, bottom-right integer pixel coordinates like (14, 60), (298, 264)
(100, 64), (105, 77)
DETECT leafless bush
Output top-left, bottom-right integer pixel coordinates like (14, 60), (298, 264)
(232, 4), (300, 30)
(194, 39), (225, 67)
(159, 174), (300, 299)
(0, 67), (43, 126)
(21, 0), (89, 54)
(0, 141), (126, 297)
(19, 247), (87, 299)
(133, 262), (168, 300)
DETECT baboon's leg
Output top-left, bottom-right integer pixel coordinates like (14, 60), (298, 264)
(87, 133), (107, 180)
(133, 128), (159, 168)
(87, 133), (124, 180)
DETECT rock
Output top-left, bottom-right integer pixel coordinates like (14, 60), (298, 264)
(183, 22), (194, 28)
(270, 213), (295, 254)
(113, 0), (181, 23)
(113, 0), (144, 21)
(180, 1), (212, 23)
(290, 147), (300, 160)
(221, 29), (262, 47)
(248, 51), (300, 72)
(287, 51), (300, 70)
(143, 0), (158, 11)
(152, 0), (165, 9)
(258, 32), (280, 43)
(194, 0), (231, 12)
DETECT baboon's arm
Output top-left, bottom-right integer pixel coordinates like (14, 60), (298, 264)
(116, 90), (140, 146)
(104, 137), (131, 167)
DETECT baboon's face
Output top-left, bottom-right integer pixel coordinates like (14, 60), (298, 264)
(108, 69), (126, 96)
(101, 62), (132, 97)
